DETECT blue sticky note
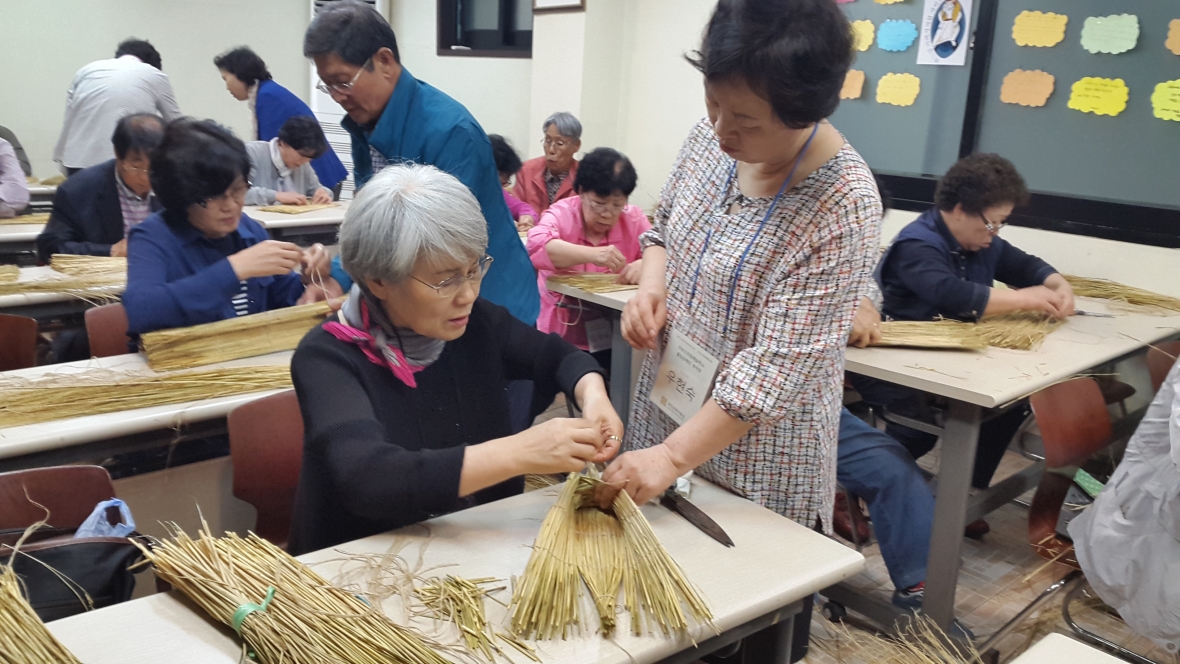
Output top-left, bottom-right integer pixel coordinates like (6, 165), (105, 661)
(877, 19), (919, 52)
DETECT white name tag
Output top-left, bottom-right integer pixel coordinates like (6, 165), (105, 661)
(649, 329), (721, 425)
(584, 317), (612, 354)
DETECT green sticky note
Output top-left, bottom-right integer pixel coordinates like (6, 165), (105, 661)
(1074, 468), (1105, 498)
(1080, 14), (1140, 54)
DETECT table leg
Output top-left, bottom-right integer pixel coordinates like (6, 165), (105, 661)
(655, 599), (803, 664)
(921, 399), (981, 630)
(608, 310), (632, 430)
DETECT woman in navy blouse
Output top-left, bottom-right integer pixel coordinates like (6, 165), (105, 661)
(124, 118), (328, 337)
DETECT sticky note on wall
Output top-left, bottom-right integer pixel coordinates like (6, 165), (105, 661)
(876, 73), (921, 106)
(852, 20), (875, 52)
(1067, 77), (1129, 116)
(1080, 15), (1140, 54)
(841, 70), (866, 99)
(1167, 20), (1180, 55)
(1152, 80), (1180, 122)
(1000, 70), (1055, 107)
(877, 20), (919, 52)
(874, 0), (904, 5)
(1012, 11), (1068, 47)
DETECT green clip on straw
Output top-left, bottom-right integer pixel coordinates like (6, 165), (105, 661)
(232, 586), (277, 661)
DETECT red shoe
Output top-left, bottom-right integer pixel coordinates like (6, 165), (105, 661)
(833, 492), (871, 543)
(964, 519), (990, 539)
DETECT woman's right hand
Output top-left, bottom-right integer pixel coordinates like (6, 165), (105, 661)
(228, 240), (304, 280)
(622, 287), (667, 350)
(274, 192), (308, 206)
(589, 246), (627, 273)
(511, 417), (605, 475)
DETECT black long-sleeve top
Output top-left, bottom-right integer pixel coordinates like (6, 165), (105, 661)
(288, 298), (604, 555)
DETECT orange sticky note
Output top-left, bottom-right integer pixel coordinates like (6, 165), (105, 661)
(1167, 19), (1180, 55)
(1067, 77), (1129, 117)
(876, 73), (921, 107)
(852, 20), (875, 52)
(1152, 80), (1180, 122)
(841, 70), (866, 99)
(1000, 69), (1055, 107)
(1012, 11), (1068, 47)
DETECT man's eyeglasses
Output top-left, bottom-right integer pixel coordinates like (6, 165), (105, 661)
(542, 136), (571, 150)
(315, 56), (372, 96)
(412, 255), (494, 297)
(980, 212), (1007, 234)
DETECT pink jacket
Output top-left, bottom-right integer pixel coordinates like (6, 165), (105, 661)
(526, 196), (651, 350)
(502, 189), (537, 222)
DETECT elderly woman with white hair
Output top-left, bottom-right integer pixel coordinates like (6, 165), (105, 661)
(513, 111), (582, 216)
(288, 163), (623, 554)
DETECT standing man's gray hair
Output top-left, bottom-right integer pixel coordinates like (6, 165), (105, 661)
(542, 112), (582, 140)
(339, 164), (488, 286)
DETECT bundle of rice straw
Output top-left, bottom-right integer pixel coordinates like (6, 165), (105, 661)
(141, 301), (332, 371)
(510, 474), (714, 640)
(255, 203), (338, 214)
(1065, 275), (1180, 314)
(872, 320), (987, 350)
(813, 614), (981, 663)
(50, 254), (127, 278)
(976, 312), (1062, 351)
(0, 365), (291, 428)
(0, 524), (84, 663)
(415, 576), (538, 662)
(136, 523), (449, 664)
(0, 264), (18, 284)
(548, 272), (639, 294)
(0, 212), (50, 225)
(38, 174), (66, 187)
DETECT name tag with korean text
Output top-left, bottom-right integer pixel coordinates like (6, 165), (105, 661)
(649, 329), (721, 425)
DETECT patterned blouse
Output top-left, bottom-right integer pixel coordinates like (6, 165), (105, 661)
(627, 119), (882, 531)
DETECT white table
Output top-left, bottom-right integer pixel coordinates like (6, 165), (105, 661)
(244, 202), (348, 245)
(0, 221), (45, 265)
(1011, 634), (1126, 664)
(0, 265), (124, 321)
(27, 184), (57, 198)
(46, 478), (865, 663)
(0, 351), (291, 472)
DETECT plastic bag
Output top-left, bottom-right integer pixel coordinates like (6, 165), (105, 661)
(73, 498), (136, 539)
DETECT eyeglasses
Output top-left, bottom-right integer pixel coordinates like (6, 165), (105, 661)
(980, 212), (1007, 234)
(198, 183), (249, 208)
(315, 56), (372, 96)
(542, 136), (571, 150)
(586, 198), (627, 216)
(411, 255), (494, 297)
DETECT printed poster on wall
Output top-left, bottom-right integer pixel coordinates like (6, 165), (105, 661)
(917, 0), (973, 66)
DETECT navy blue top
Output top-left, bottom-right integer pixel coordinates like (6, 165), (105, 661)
(255, 79), (348, 189)
(124, 211), (304, 336)
(328, 68), (539, 325)
(876, 207), (1057, 322)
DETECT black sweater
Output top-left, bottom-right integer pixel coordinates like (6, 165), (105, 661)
(288, 298), (603, 555)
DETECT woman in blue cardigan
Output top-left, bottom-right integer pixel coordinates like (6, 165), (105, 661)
(214, 46), (347, 192)
(124, 118), (329, 336)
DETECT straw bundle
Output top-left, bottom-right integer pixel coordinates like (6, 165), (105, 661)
(976, 312), (1061, 351)
(137, 523), (450, 664)
(548, 272), (639, 294)
(415, 576), (538, 662)
(0, 212), (49, 225)
(813, 614), (981, 663)
(38, 174), (66, 187)
(0, 256), (125, 299)
(0, 365), (291, 428)
(872, 320), (988, 350)
(255, 203), (338, 214)
(141, 301), (332, 371)
(0, 265), (17, 284)
(510, 474), (714, 640)
(50, 254), (127, 278)
(0, 532), (84, 663)
(1065, 275), (1180, 314)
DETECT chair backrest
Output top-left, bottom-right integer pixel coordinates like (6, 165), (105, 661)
(227, 390), (304, 548)
(0, 466), (116, 531)
(84, 303), (130, 358)
(1028, 377), (1112, 469)
(1147, 341), (1180, 394)
(0, 312), (37, 371)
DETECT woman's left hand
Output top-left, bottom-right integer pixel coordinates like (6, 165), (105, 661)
(301, 243), (331, 284)
(579, 389), (624, 463)
(516, 215), (535, 232)
(312, 188), (334, 205)
(597, 444), (683, 508)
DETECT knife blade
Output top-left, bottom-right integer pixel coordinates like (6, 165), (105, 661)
(660, 490), (734, 547)
(1074, 309), (1114, 318)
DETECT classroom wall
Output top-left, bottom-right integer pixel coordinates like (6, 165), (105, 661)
(0, 0), (313, 179)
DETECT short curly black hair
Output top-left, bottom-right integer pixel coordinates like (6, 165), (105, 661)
(687, 0), (854, 129)
(116, 38), (162, 70)
(488, 135), (522, 177)
(278, 116), (328, 159)
(573, 148), (637, 198)
(150, 119), (251, 224)
(213, 47), (273, 87)
(935, 153), (1030, 215)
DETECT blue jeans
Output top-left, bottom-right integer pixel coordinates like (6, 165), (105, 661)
(837, 409), (935, 590)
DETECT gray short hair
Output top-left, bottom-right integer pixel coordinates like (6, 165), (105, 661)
(542, 112), (582, 141)
(339, 164), (488, 285)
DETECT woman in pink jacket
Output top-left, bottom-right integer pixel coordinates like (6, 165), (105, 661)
(526, 147), (650, 370)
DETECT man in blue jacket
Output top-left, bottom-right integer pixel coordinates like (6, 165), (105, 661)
(303, 1), (539, 328)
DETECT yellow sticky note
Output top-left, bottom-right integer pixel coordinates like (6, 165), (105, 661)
(1000, 70), (1055, 107)
(1067, 77), (1129, 116)
(841, 70), (866, 100)
(1012, 11), (1068, 47)
(875, 0), (904, 5)
(1080, 14), (1140, 55)
(1167, 20), (1180, 55)
(1152, 80), (1180, 122)
(852, 20), (875, 52)
(876, 73), (921, 107)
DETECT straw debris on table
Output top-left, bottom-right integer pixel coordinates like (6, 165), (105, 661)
(38, 174), (66, 187)
(0, 365), (292, 428)
(0, 212), (49, 225)
(255, 203), (338, 214)
(0, 521), (84, 664)
(0, 265), (17, 284)
(50, 254), (127, 278)
(416, 576), (539, 662)
(1064, 275), (1180, 314)
(813, 613), (981, 663)
(141, 301), (332, 371)
(510, 474), (714, 641)
(872, 320), (988, 350)
(976, 312), (1062, 351)
(137, 522), (450, 664)
(548, 272), (639, 294)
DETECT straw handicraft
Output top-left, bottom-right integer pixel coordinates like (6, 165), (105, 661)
(141, 301), (332, 371)
(1064, 275), (1180, 314)
(0, 255), (125, 300)
(136, 523), (450, 664)
(0, 523), (84, 664)
(255, 203), (338, 214)
(510, 474), (715, 641)
(49, 254), (127, 278)
(0, 265), (18, 284)
(415, 576), (539, 662)
(0, 212), (49, 225)
(975, 312), (1061, 351)
(872, 320), (988, 350)
(0, 365), (292, 428)
(548, 272), (639, 294)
